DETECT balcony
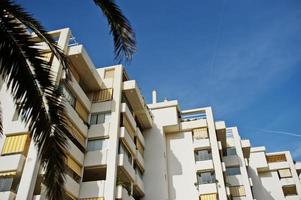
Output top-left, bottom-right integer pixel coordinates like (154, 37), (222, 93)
(280, 177), (295, 186)
(67, 138), (84, 165)
(67, 44), (102, 91)
(268, 161), (289, 170)
(195, 160), (214, 172)
(88, 123), (110, 138)
(241, 139), (251, 158)
(79, 180), (105, 199)
(122, 80), (152, 129)
(215, 121), (226, 148)
(135, 172), (145, 195)
(136, 128), (145, 147)
(65, 102), (88, 137)
(0, 154), (26, 173)
(181, 120), (207, 131)
(116, 185), (135, 200)
(120, 127), (136, 155)
(121, 103), (137, 130)
(135, 149), (145, 171)
(193, 139), (210, 150)
(226, 175), (244, 186)
(250, 147), (269, 171)
(198, 183), (217, 195)
(118, 154), (135, 181)
(84, 150), (107, 167)
(0, 192), (16, 200)
(64, 174), (80, 198)
(223, 155), (240, 167)
(64, 74), (91, 111)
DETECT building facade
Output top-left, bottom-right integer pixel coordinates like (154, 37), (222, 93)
(0, 28), (300, 200)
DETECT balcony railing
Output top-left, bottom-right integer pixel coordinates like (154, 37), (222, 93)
(79, 180), (105, 199)
(181, 112), (207, 122)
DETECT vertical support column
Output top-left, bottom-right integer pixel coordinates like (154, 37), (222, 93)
(286, 151), (301, 196)
(51, 28), (71, 85)
(232, 127), (254, 199)
(205, 107), (228, 199)
(15, 142), (40, 200)
(104, 65), (123, 200)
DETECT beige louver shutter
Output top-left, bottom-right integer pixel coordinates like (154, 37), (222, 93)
(200, 193), (217, 200)
(93, 88), (113, 103)
(278, 169), (292, 178)
(230, 186), (246, 197)
(193, 128), (208, 139)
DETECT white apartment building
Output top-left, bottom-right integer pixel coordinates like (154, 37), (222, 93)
(0, 28), (300, 200)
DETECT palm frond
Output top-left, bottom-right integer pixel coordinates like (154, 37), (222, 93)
(0, 101), (2, 135)
(93, 0), (136, 62)
(0, 5), (70, 200)
(0, 0), (70, 77)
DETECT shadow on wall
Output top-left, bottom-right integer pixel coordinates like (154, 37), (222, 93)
(166, 133), (184, 200)
(248, 167), (276, 200)
(142, 124), (176, 200)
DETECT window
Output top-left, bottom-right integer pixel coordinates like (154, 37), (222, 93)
(90, 112), (111, 125)
(230, 186), (246, 197)
(0, 174), (19, 193)
(61, 86), (75, 107)
(226, 129), (233, 138)
(119, 143), (132, 165)
(282, 185), (297, 196)
(226, 166), (241, 176)
(197, 171), (216, 184)
(87, 139), (107, 151)
(0, 178), (13, 192)
(224, 147), (237, 156)
(278, 168), (292, 178)
(135, 166), (143, 180)
(195, 149), (212, 161)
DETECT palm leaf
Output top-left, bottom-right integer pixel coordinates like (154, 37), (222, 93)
(93, 0), (136, 62)
(0, 4), (70, 200)
(0, 0), (70, 76)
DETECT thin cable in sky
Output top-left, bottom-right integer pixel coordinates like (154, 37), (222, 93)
(209, 0), (227, 77)
(245, 127), (301, 138)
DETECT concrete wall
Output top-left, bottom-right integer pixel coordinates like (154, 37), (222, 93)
(143, 106), (178, 200)
(166, 131), (199, 200)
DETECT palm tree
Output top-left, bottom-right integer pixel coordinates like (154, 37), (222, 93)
(0, 0), (136, 199)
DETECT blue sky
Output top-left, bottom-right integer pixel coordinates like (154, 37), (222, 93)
(17, 0), (301, 160)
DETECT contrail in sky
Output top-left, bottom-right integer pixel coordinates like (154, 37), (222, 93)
(245, 127), (301, 138)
